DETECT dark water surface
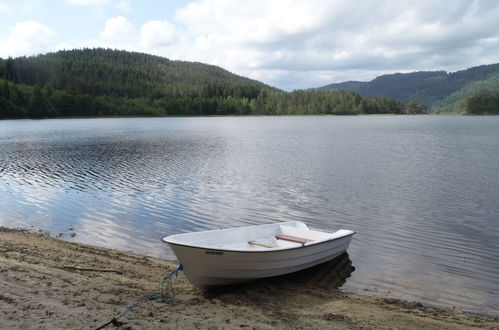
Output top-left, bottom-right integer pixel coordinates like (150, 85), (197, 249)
(1, 116), (498, 315)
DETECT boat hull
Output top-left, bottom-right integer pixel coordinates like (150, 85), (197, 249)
(167, 234), (353, 288)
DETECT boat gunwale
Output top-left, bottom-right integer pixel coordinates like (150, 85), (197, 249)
(162, 231), (355, 254)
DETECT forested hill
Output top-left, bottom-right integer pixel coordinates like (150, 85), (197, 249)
(318, 63), (499, 112)
(0, 48), (425, 118)
(0, 48), (276, 99)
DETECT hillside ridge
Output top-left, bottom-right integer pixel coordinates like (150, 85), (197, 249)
(318, 63), (499, 112)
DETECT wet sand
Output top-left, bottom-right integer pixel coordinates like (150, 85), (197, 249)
(1, 227), (498, 329)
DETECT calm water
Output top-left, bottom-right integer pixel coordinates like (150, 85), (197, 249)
(1, 116), (498, 315)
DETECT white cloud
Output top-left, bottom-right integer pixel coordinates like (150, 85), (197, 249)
(80, 17), (180, 56)
(99, 16), (136, 44)
(169, 0), (499, 89)
(140, 20), (176, 49)
(0, 21), (56, 58)
(175, 0), (331, 47)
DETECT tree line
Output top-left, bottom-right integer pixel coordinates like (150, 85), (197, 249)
(462, 93), (499, 114)
(0, 48), (427, 119)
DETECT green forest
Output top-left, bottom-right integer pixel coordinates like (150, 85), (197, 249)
(0, 48), (426, 119)
(462, 93), (499, 114)
(319, 63), (499, 113)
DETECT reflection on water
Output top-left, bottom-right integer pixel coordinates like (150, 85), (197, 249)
(262, 252), (355, 290)
(1, 116), (499, 316)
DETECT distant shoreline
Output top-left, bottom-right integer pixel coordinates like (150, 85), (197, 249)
(0, 113), (460, 121)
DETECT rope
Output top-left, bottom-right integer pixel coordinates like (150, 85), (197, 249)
(160, 263), (183, 304)
(95, 264), (183, 329)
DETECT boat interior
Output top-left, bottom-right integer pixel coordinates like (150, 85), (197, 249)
(164, 221), (352, 251)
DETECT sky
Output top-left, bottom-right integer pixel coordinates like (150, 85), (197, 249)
(1, 0), (499, 90)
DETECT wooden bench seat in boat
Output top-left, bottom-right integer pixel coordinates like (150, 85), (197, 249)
(248, 234), (315, 248)
(275, 234), (314, 245)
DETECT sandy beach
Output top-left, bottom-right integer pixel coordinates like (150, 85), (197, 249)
(1, 227), (497, 330)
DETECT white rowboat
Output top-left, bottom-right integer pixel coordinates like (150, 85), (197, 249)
(162, 221), (354, 288)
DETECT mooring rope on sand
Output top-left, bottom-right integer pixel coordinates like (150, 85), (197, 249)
(96, 264), (183, 329)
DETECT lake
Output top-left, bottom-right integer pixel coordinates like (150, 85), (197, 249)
(1, 116), (498, 316)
